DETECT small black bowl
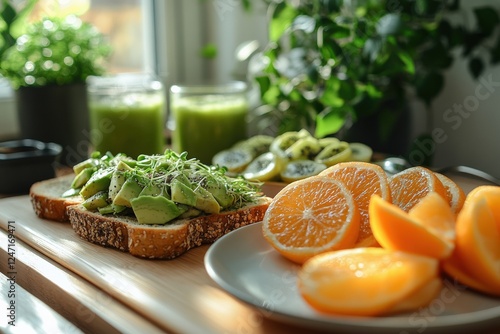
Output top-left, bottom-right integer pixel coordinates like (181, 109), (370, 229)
(0, 139), (62, 194)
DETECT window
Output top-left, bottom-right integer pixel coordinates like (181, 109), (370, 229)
(0, 0), (157, 139)
(23, 0), (151, 74)
(0, 0), (268, 139)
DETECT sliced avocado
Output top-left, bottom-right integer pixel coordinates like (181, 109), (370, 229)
(108, 161), (134, 201)
(177, 205), (202, 219)
(130, 195), (186, 224)
(71, 167), (95, 189)
(62, 187), (80, 198)
(113, 178), (144, 207)
(80, 167), (114, 199)
(82, 190), (109, 211)
(113, 155), (138, 168)
(171, 177), (197, 207)
(98, 203), (127, 215)
(194, 186), (221, 214)
(73, 158), (97, 175)
(139, 182), (165, 197)
(204, 178), (235, 208)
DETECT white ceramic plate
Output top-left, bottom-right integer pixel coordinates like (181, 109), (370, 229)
(205, 222), (500, 334)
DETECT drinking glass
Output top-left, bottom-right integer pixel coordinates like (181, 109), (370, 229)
(87, 73), (165, 158)
(169, 82), (249, 164)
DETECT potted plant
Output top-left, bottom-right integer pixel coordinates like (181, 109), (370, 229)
(246, 0), (500, 162)
(0, 7), (111, 165)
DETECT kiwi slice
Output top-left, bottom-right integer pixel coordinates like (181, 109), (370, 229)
(314, 141), (352, 166)
(234, 135), (274, 158)
(212, 148), (253, 174)
(349, 142), (373, 162)
(242, 152), (280, 182)
(280, 160), (327, 183)
(284, 136), (321, 161)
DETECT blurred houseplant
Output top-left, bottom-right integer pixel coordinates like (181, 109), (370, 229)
(247, 0), (500, 159)
(0, 2), (110, 165)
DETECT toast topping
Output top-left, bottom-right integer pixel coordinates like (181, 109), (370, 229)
(65, 150), (265, 225)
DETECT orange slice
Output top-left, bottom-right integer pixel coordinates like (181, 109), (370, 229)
(297, 247), (441, 316)
(319, 162), (391, 247)
(369, 193), (455, 259)
(262, 176), (360, 264)
(389, 166), (448, 212)
(435, 173), (466, 215)
(465, 185), (500, 225)
(454, 194), (500, 289)
(442, 250), (500, 297)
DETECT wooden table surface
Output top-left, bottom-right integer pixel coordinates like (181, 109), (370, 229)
(0, 172), (499, 333)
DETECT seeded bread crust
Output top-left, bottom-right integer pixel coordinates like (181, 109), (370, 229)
(67, 197), (271, 259)
(29, 175), (83, 222)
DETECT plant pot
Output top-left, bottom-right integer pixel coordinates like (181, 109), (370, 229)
(16, 83), (90, 166)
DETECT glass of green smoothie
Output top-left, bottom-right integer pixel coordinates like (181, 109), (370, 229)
(169, 82), (249, 164)
(87, 74), (165, 158)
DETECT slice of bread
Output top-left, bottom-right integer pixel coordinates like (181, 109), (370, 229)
(30, 175), (83, 222)
(67, 197), (271, 259)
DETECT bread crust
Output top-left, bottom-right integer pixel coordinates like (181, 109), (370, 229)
(67, 198), (271, 259)
(30, 175), (82, 222)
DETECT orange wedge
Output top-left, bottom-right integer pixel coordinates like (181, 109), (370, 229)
(319, 162), (391, 247)
(435, 173), (466, 215)
(369, 193), (455, 259)
(262, 176), (360, 264)
(298, 247), (441, 316)
(454, 194), (500, 289)
(442, 250), (500, 297)
(389, 166), (448, 212)
(465, 185), (500, 225)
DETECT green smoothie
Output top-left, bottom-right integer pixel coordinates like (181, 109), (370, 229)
(172, 95), (248, 164)
(89, 95), (165, 158)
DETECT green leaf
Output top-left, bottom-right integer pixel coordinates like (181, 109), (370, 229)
(447, 0), (460, 11)
(327, 22), (350, 39)
(254, 76), (271, 98)
(338, 79), (357, 101)
(240, 0), (251, 11)
(1, 3), (17, 26)
(315, 108), (347, 138)
(468, 57), (484, 79)
(269, 4), (297, 42)
(376, 13), (401, 36)
(415, 0), (427, 16)
(438, 20), (454, 48)
(421, 43), (453, 70)
(363, 37), (382, 62)
(462, 32), (486, 57)
(292, 15), (315, 33)
(200, 43), (217, 59)
(319, 0), (343, 13)
(490, 36), (500, 64)
(474, 7), (500, 34)
(319, 77), (344, 107)
(262, 85), (281, 105)
(397, 50), (415, 74)
(415, 72), (444, 105)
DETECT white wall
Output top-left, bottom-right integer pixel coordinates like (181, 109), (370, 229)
(430, 59), (500, 179)
(159, 0), (269, 86)
(423, 0), (500, 179)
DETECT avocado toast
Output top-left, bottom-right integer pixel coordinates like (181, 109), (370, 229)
(30, 150), (271, 259)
